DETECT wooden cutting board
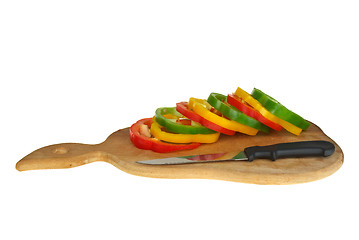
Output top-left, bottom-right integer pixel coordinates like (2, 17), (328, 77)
(16, 122), (343, 184)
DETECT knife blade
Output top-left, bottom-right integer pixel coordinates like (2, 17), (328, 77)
(136, 140), (335, 165)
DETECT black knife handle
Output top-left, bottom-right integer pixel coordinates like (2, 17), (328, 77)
(244, 140), (335, 162)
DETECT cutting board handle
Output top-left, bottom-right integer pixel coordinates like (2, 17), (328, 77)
(16, 142), (108, 171)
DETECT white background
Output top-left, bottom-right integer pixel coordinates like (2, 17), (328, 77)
(1, 1), (358, 239)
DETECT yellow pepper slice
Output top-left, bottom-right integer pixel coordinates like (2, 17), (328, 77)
(162, 114), (179, 119)
(150, 117), (220, 144)
(234, 87), (302, 135)
(188, 98), (259, 136)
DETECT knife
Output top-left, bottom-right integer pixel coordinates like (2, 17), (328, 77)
(136, 140), (335, 165)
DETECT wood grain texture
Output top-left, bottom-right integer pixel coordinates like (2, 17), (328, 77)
(16, 122), (343, 184)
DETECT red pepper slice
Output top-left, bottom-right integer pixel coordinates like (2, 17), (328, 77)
(176, 102), (236, 135)
(129, 118), (201, 153)
(227, 94), (283, 131)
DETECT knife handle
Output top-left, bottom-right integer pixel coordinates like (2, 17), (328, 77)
(244, 140), (335, 162)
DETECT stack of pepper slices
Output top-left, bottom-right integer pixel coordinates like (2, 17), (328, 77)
(129, 87), (310, 153)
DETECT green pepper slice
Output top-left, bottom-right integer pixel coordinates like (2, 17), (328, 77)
(155, 107), (217, 134)
(251, 88), (310, 130)
(207, 93), (270, 133)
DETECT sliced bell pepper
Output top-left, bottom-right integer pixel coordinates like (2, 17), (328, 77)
(129, 118), (201, 153)
(251, 88), (310, 130)
(176, 102), (236, 135)
(207, 93), (271, 133)
(227, 94), (283, 131)
(150, 117), (220, 144)
(234, 87), (303, 135)
(155, 107), (216, 134)
(188, 98), (259, 135)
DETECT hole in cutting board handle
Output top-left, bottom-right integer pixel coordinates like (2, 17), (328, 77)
(53, 146), (69, 154)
